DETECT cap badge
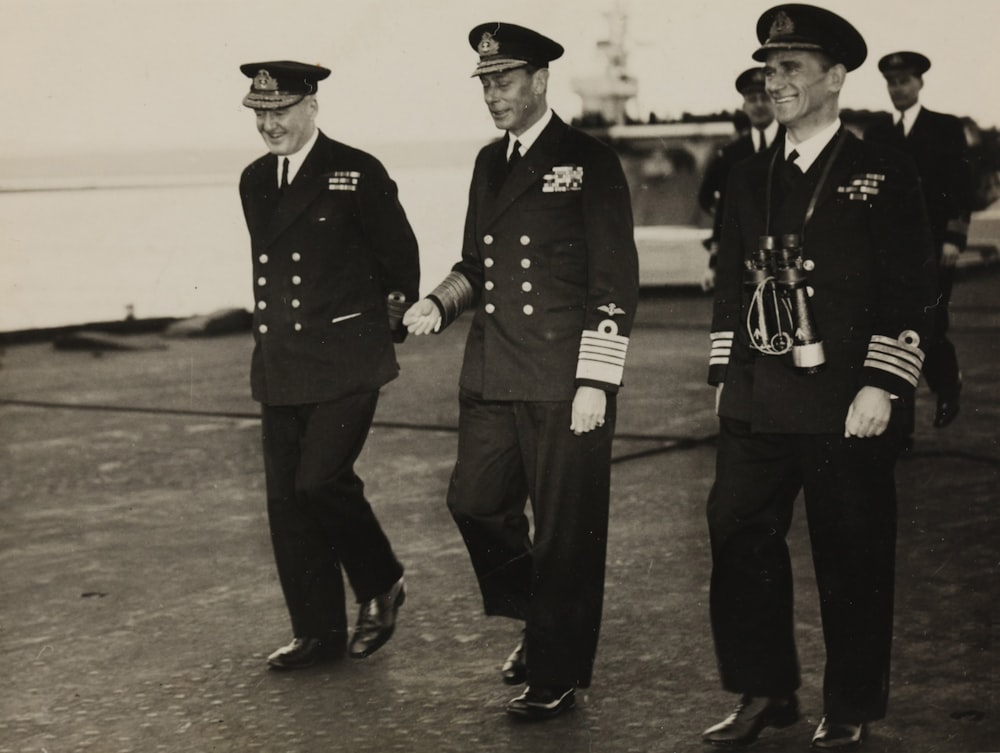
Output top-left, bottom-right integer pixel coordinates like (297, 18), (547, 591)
(478, 32), (500, 56)
(770, 10), (794, 37)
(888, 54), (904, 67)
(253, 69), (278, 92)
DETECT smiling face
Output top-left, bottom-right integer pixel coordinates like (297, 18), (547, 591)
(254, 96), (317, 155)
(884, 71), (923, 112)
(479, 67), (548, 136)
(764, 50), (845, 140)
(742, 90), (775, 130)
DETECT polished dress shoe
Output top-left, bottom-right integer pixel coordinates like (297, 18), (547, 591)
(506, 685), (575, 720)
(348, 577), (405, 658)
(501, 635), (526, 685)
(267, 637), (344, 670)
(811, 717), (864, 748)
(933, 385), (961, 428)
(702, 694), (799, 745)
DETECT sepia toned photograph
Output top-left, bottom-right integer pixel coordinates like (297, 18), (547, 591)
(1, 1), (997, 751)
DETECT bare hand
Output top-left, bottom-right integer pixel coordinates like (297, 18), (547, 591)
(571, 386), (607, 435)
(844, 386), (892, 438)
(402, 298), (442, 336)
(940, 242), (961, 268)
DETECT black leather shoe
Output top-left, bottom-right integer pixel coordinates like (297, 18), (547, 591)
(933, 386), (961, 428)
(811, 717), (864, 748)
(266, 637), (344, 670)
(348, 577), (405, 658)
(506, 685), (575, 720)
(501, 635), (526, 685)
(702, 694), (799, 745)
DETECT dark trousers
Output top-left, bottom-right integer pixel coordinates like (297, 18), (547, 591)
(707, 413), (905, 722)
(261, 391), (403, 642)
(924, 264), (960, 398)
(447, 390), (616, 689)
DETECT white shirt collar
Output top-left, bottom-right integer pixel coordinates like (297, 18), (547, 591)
(893, 102), (922, 136)
(784, 117), (842, 173)
(277, 127), (319, 186)
(507, 108), (553, 160)
(752, 120), (780, 151)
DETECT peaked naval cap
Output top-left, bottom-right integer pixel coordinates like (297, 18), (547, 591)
(878, 51), (931, 76)
(753, 4), (867, 72)
(240, 60), (331, 109)
(468, 22), (564, 77)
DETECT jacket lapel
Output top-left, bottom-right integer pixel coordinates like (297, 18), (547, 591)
(263, 133), (328, 247)
(808, 129), (859, 215)
(243, 155), (279, 240)
(483, 115), (568, 227)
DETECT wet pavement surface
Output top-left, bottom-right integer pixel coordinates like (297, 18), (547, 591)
(1, 274), (998, 753)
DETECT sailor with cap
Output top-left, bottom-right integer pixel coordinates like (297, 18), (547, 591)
(697, 66), (783, 290)
(866, 52), (972, 429)
(702, 6), (937, 747)
(403, 22), (639, 720)
(237, 60), (420, 670)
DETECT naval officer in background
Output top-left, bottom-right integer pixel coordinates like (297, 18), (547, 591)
(702, 5), (936, 748)
(238, 60), (419, 670)
(698, 66), (782, 291)
(865, 51), (973, 429)
(404, 22), (639, 720)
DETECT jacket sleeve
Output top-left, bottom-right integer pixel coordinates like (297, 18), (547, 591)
(707, 167), (746, 386)
(861, 151), (938, 399)
(940, 116), (973, 250)
(356, 156), (421, 339)
(575, 143), (640, 393)
(426, 154), (486, 330)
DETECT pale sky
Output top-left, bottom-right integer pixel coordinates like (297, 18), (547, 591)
(3, 0), (999, 158)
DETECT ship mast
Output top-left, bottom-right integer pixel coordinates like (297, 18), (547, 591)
(571, 5), (639, 126)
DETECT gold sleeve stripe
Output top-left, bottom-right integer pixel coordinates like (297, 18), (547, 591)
(429, 271), (475, 325)
(577, 330), (630, 385)
(710, 331), (734, 366)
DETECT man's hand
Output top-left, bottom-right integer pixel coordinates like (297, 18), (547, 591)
(571, 386), (607, 435)
(701, 265), (717, 293)
(940, 242), (961, 268)
(844, 386), (892, 438)
(402, 298), (442, 335)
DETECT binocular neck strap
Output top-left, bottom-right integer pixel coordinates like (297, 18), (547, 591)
(765, 129), (849, 245)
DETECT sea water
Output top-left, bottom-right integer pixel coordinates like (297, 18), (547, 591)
(0, 166), (469, 332)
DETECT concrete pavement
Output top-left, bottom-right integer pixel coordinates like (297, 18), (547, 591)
(1, 275), (997, 753)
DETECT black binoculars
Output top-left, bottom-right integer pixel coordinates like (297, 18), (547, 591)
(744, 234), (825, 373)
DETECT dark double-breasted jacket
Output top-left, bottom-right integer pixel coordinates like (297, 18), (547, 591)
(239, 131), (420, 406)
(431, 114), (640, 401)
(699, 127), (785, 248)
(708, 129), (938, 433)
(866, 108), (972, 253)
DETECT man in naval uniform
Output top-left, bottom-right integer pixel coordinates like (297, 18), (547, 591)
(698, 67), (782, 290)
(403, 22), (639, 720)
(701, 6), (936, 748)
(865, 51), (972, 428)
(238, 60), (419, 670)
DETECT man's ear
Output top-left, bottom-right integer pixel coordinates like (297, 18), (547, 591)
(532, 68), (549, 95)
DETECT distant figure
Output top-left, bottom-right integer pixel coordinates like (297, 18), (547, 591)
(237, 60), (420, 670)
(697, 67), (782, 291)
(866, 51), (973, 428)
(703, 5), (936, 748)
(403, 22), (639, 720)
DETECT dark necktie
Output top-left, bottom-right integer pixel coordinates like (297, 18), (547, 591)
(756, 129), (768, 153)
(507, 140), (522, 172)
(786, 149), (802, 176)
(279, 157), (290, 192)
(894, 117), (906, 139)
